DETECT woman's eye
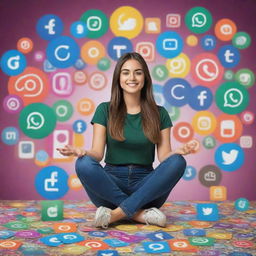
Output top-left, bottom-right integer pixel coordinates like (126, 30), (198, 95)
(136, 71), (143, 75)
(122, 72), (129, 75)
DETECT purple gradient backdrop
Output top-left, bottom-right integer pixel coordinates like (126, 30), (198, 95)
(0, 0), (255, 200)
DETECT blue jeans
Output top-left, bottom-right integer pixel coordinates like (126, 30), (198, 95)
(75, 154), (186, 218)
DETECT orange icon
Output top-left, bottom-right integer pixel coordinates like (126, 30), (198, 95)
(169, 239), (198, 252)
(210, 186), (227, 201)
(173, 122), (194, 143)
(0, 240), (22, 249)
(145, 18), (161, 34)
(77, 240), (109, 250)
(68, 174), (83, 191)
(53, 223), (77, 233)
(81, 41), (105, 65)
(17, 37), (33, 54)
(215, 19), (237, 41)
(77, 98), (95, 115)
(189, 220), (213, 228)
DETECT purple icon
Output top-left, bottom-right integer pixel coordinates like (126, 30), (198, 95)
(3, 95), (23, 114)
(15, 230), (41, 238)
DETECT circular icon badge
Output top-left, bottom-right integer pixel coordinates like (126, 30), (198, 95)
(1, 127), (19, 145)
(74, 58), (86, 70)
(1, 50), (27, 76)
(80, 9), (108, 38)
(35, 150), (49, 166)
(191, 53), (224, 87)
(186, 35), (198, 47)
(107, 37), (133, 60)
(235, 69), (255, 88)
(166, 53), (190, 78)
(182, 166), (197, 181)
(215, 143), (244, 172)
(19, 103), (56, 139)
(36, 14), (64, 40)
(218, 45), (240, 68)
(110, 6), (143, 39)
(52, 100), (73, 122)
(35, 166), (69, 199)
(73, 70), (88, 85)
(97, 57), (111, 71)
(215, 18), (237, 41)
(46, 36), (80, 68)
(185, 7), (212, 34)
(89, 72), (107, 90)
(73, 120), (87, 134)
(232, 32), (251, 49)
(199, 165), (222, 187)
(224, 70), (234, 81)
(200, 35), (216, 51)
(234, 198), (250, 211)
(8, 67), (49, 105)
(3, 95), (23, 114)
(70, 21), (87, 38)
(77, 98), (95, 115)
(81, 40), (105, 65)
(152, 65), (168, 81)
(202, 136), (216, 149)
(240, 111), (254, 125)
(173, 122), (194, 143)
(156, 31), (183, 58)
(215, 81), (249, 114)
(17, 37), (34, 54)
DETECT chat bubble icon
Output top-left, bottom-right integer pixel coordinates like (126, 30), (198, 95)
(149, 243), (165, 251)
(192, 13), (206, 27)
(27, 112), (45, 130)
(224, 88), (243, 108)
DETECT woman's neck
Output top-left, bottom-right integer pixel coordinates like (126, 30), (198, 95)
(123, 93), (141, 114)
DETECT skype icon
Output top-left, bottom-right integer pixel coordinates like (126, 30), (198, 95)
(0, 50), (27, 76)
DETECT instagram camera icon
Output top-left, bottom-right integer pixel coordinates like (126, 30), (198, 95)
(166, 14), (181, 28)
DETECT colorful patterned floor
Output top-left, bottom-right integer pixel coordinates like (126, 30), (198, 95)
(0, 200), (255, 255)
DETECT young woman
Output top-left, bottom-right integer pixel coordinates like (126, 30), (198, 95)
(57, 52), (198, 229)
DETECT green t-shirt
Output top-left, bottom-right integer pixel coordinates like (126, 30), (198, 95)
(91, 102), (173, 165)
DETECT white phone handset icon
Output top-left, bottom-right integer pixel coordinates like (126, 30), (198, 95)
(31, 117), (40, 126)
(195, 16), (204, 25)
(202, 64), (215, 78)
(229, 93), (239, 103)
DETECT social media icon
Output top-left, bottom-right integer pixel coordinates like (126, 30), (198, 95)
(97, 57), (111, 71)
(218, 45), (240, 68)
(235, 68), (255, 88)
(183, 229), (206, 236)
(202, 136), (216, 149)
(199, 165), (222, 187)
(1, 127), (19, 145)
(97, 250), (119, 256)
(166, 53), (190, 78)
(145, 18), (161, 33)
(240, 111), (254, 125)
(0, 240), (22, 250)
(77, 98), (95, 116)
(173, 122), (194, 143)
(188, 86), (213, 110)
(192, 111), (216, 136)
(74, 58), (86, 70)
(234, 198), (250, 211)
(41, 200), (63, 221)
(232, 31), (251, 49)
(89, 72), (107, 90)
(189, 237), (215, 246)
(152, 65), (168, 81)
(53, 129), (70, 160)
(239, 136), (253, 148)
(68, 174), (82, 191)
(43, 59), (56, 72)
(182, 166), (197, 181)
(35, 150), (49, 166)
(215, 18), (237, 41)
(51, 72), (73, 96)
(200, 35), (216, 51)
(81, 40), (105, 65)
(169, 239), (197, 251)
(215, 143), (244, 172)
(197, 203), (219, 221)
(166, 14), (181, 28)
(70, 21), (87, 38)
(3, 95), (23, 114)
(18, 141), (34, 159)
(53, 100), (73, 122)
(17, 37), (34, 54)
(142, 241), (171, 253)
(73, 120), (87, 134)
(210, 186), (227, 201)
(136, 42), (155, 62)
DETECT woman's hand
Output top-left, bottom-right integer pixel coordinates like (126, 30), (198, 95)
(174, 139), (200, 155)
(56, 145), (86, 157)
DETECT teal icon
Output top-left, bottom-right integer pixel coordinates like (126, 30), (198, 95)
(41, 200), (64, 221)
(235, 198), (249, 211)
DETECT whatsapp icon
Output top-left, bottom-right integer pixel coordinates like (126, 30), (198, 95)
(185, 7), (212, 33)
(19, 103), (56, 139)
(215, 81), (249, 114)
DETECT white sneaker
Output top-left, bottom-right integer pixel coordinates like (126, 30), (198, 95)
(94, 206), (112, 229)
(143, 207), (167, 227)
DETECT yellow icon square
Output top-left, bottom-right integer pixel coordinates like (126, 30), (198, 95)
(145, 18), (161, 34)
(210, 186), (227, 201)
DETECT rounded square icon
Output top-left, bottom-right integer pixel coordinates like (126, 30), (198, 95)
(166, 14), (181, 28)
(135, 42), (155, 62)
(239, 136), (252, 148)
(145, 18), (161, 33)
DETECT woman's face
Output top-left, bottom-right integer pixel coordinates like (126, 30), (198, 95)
(119, 59), (145, 95)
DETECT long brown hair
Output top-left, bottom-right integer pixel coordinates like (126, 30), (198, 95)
(108, 52), (161, 144)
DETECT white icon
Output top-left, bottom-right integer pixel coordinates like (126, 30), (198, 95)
(220, 24), (232, 35)
(88, 47), (100, 58)
(54, 45), (70, 61)
(204, 137), (215, 147)
(56, 105), (68, 118)
(196, 59), (218, 81)
(192, 237), (209, 243)
(155, 233), (164, 240)
(21, 40), (30, 50)
(136, 42), (154, 61)
(52, 72), (72, 96)
(166, 14), (180, 28)
(173, 241), (188, 248)
(235, 36), (246, 46)
(171, 84), (185, 100)
(202, 207), (213, 215)
(47, 206), (58, 217)
(62, 234), (77, 240)
(101, 253), (114, 256)
(220, 120), (235, 137)
(87, 16), (102, 31)
(76, 24), (84, 34)
(90, 73), (106, 90)
(224, 49), (234, 63)
(0, 241), (17, 248)
(5, 131), (17, 141)
(147, 21), (157, 31)
(44, 172), (59, 192)
(213, 187), (225, 199)
(118, 14), (136, 31)
(185, 167), (193, 178)
(156, 67), (164, 78)
(85, 241), (102, 248)
(58, 225), (71, 231)
(6, 97), (20, 111)
(153, 92), (165, 106)
(222, 149), (238, 165)
(205, 38), (214, 46)
(15, 73), (44, 98)
(53, 130), (70, 159)
(240, 136), (253, 148)
(148, 243), (164, 251)
(44, 19), (56, 34)
(7, 55), (20, 70)
(198, 116), (211, 130)
(18, 141), (34, 159)
(238, 200), (246, 209)
(163, 39), (178, 50)
(197, 90), (207, 106)
(79, 100), (92, 112)
(76, 122), (83, 133)
(192, 12), (206, 27)
(204, 171), (216, 181)
(224, 88), (243, 108)
(27, 112), (45, 130)
(239, 73), (250, 84)
(49, 237), (61, 243)
(178, 126), (191, 139)
(168, 58), (186, 74)
(113, 45), (127, 58)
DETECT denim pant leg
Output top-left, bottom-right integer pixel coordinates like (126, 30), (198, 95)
(119, 154), (187, 217)
(75, 155), (129, 209)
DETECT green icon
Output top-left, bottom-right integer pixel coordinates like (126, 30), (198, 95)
(37, 227), (54, 234)
(41, 200), (63, 221)
(235, 69), (255, 88)
(4, 221), (29, 230)
(234, 198), (250, 211)
(224, 70), (234, 81)
(168, 105), (180, 122)
(185, 7), (212, 34)
(80, 9), (109, 38)
(97, 57), (111, 71)
(215, 81), (249, 114)
(203, 136), (216, 149)
(189, 237), (215, 246)
(152, 65), (168, 81)
(232, 32), (251, 49)
(52, 100), (73, 122)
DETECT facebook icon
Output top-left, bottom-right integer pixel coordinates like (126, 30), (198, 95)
(73, 120), (87, 134)
(188, 86), (213, 111)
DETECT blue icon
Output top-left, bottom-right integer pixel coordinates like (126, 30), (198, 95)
(46, 36), (80, 68)
(107, 37), (133, 61)
(142, 241), (171, 254)
(73, 120), (87, 133)
(218, 45), (240, 68)
(215, 143), (244, 172)
(201, 35), (216, 51)
(153, 84), (166, 106)
(70, 21), (87, 38)
(156, 31), (183, 58)
(40, 235), (62, 247)
(103, 238), (129, 247)
(234, 198), (250, 211)
(188, 86), (213, 110)
(197, 203), (219, 221)
(0, 230), (15, 239)
(35, 150), (49, 163)
(36, 14), (64, 40)
(74, 58), (86, 70)
(88, 231), (108, 237)
(59, 233), (85, 244)
(183, 229), (206, 236)
(147, 231), (174, 241)
(35, 166), (69, 199)
(229, 252), (253, 256)
(1, 50), (27, 76)
(97, 250), (119, 256)
(1, 127), (19, 145)
(182, 166), (197, 181)
(163, 78), (191, 107)
(43, 59), (56, 72)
